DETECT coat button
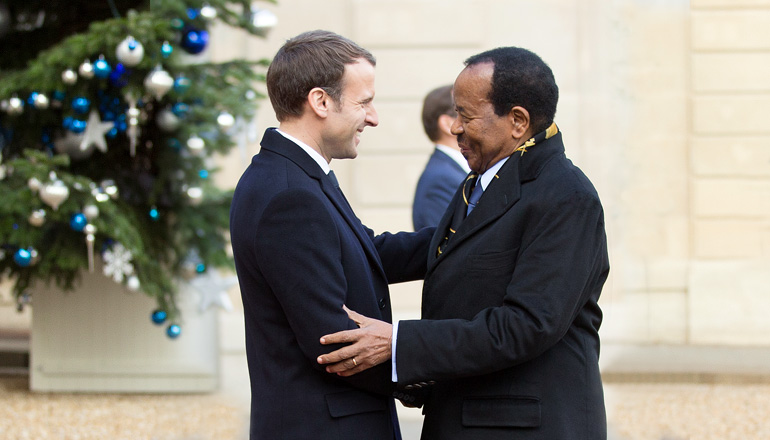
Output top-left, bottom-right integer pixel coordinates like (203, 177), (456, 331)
(378, 298), (386, 309)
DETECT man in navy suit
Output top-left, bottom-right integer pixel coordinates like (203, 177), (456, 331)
(319, 46), (609, 439)
(229, 30), (433, 440)
(412, 85), (470, 231)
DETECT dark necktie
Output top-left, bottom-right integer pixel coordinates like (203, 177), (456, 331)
(437, 172), (479, 255)
(327, 170), (340, 189)
(466, 179), (483, 216)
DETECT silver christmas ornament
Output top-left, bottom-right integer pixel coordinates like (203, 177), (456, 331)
(187, 186), (204, 205)
(200, 4), (217, 19)
(27, 177), (41, 192)
(217, 111), (235, 130)
(79, 59), (95, 79)
(7, 96), (23, 115)
(116, 36), (145, 67)
(62, 69), (78, 85)
(250, 6), (278, 37)
(144, 67), (174, 100)
(79, 110), (114, 153)
(28, 209), (46, 227)
(39, 180), (70, 210)
(33, 93), (49, 109)
(83, 204), (99, 220)
(127, 275), (141, 291)
(28, 248), (40, 266)
(156, 108), (180, 132)
(187, 135), (205, 156)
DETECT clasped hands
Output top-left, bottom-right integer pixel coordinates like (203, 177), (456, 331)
(317, 305), (392, 376)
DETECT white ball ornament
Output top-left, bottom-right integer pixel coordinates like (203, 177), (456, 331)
(79, 59), (95, 79)
(7, 96), (23, 115)
(127, 275), (141, 291)
(217, 112), (235, 130)
(156, 108), (180, 132)
(33, 93), (50, 109)
(28, 209), (46, 227)
(27, 177), (42, 192)
(62, 69), (78, 85)
(186, 135), (205, 156)
(187, 186), (204, 205)
(83, 204), (99, 220)
(116, 36), (145, 67)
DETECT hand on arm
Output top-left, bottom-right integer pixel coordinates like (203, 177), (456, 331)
(317, 306), (393, 377)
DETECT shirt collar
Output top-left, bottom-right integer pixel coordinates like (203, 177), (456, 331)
(478, 157), (509, 191)
(275, 128), (331, 175)
(435, 144), (471, 173)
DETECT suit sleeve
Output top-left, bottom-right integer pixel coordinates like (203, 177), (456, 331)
(253, 188), (395, 395)
(370, 226), (435, 284)
(395, 191), (609, 384)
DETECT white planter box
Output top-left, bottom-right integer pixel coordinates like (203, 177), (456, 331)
(30, 269), (219, 393)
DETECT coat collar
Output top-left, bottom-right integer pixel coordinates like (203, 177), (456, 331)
(428, 131), (566, 267)
(260, 128), (385, 276)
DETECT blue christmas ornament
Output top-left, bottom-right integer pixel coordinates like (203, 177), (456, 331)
(198, 169), (209, 179)
(173, 76), (191, 94)
(151, 309), (167, 325)
(180, 27), (209, 54)
(167, 138), (181, 151)
(93, 58), (112, 78)
(68, 118), (88, 134)
(166, 324), (181, 339)
(196, 263), (206, 273)
(161, 41), (173, 58)
(14, 248), (32, 267)
(71, 96), (90, 114)
(186, 8), (200, 19)
(149, 207), (159, 220)
(106, 127), (118, 138)
(108, 63), (130, 88)
(171, 102), (189, 117)
(53, 90), (66, 102)
(27, 92), (39, 106)
(70, 213), (88, 231)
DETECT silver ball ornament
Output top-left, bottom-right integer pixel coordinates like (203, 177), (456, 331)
(28, 209), (46, 227)
(156, 108), (181, 132)
(187, 186), (204, 205)
(200, 4), (217, 19)
(127, 275), (141, 291)
(186, 135), (205, 156)
(7, 96), (23, 115)
(39, 180), (70, 211)
(217, 112), (235, 130)
(33, 93), (49, 109)
(116, 36), (145, 67)
(83, 204), (99, 220)
(28, 177), (42, 192)
(250, 7), (278, 37)
(62, 69), (78, 85)
(79, 60), (95, 79)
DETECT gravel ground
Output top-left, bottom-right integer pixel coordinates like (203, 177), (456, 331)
(2, 374), (769, 440)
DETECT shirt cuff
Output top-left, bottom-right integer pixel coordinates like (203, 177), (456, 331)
(391, 321), (399, 383)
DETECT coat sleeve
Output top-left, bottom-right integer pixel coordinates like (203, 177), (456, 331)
(253, 188), (396, 396)
(370, 226), (435, 284)
(395, 191), (609, 384)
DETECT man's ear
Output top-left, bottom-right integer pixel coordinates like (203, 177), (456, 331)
(307, 87), (329, 118)
(509, 106), (531, 139)
(437, 114), (456, 137)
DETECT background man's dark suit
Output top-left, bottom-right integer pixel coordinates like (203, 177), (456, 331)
(412, 147), (468, 231)
(230, 129), (432, 439)
(397, 131), (609, 439)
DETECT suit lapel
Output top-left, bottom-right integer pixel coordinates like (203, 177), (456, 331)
(427, 132), (565, 271)
(260, 129), (385, 277)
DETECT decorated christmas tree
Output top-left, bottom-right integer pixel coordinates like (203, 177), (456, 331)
(0, 0), (275, 337)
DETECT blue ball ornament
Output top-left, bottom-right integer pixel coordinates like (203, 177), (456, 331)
(171, 102), (189, 117)
(161, 41), (173, 58)
(151, 309), (167, 325)
(149, 207), (159, 221)
(196, 263), (206, 273)
(173, 76), (191, 94)
(166, 324), (181, 339)
(108, 63), (129, 88)
(14, 248), (32, 267)
(27, 92), (39, 106)
(71, 96), (90, 114)
(69, 119), (88, 134)
(180, 27), (209, 54)
(198, 169), (209, 179)
(186, 8), (200, 19)
(70, 213), (88, 231)
(93, 59), (112, 78)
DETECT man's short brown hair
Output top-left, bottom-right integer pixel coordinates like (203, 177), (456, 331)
(266, 30), (376, 122)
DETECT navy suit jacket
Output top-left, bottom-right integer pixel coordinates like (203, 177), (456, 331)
(397, 132), (609, 439)
(230, 128), (433, 440)
(412, 147), (468, 231)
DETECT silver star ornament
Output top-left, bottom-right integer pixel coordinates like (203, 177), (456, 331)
(80, 110), (115, 153)
(189, 269), (238, 313)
